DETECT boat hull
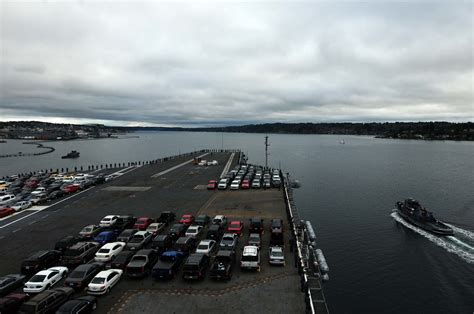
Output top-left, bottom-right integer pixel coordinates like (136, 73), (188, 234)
(396, 209), (453, 236)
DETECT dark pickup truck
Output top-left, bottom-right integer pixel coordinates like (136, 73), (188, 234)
(209, 250), (236, 281)
(151, 251), (185, 280)
(126, 249), (158, 278)
(157, 211), (176, 226)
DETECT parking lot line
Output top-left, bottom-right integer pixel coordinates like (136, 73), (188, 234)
(12, 228), (21, 233)
(220, 152), (235, 178)
(28, 220), (37, 225)
(151, 153), (209, 178)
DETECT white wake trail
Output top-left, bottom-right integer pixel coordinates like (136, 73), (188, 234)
(390, 212), (474, 264)
(445, 224), (474, 241)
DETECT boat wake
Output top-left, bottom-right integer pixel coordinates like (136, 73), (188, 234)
(390, 211), (474, 264)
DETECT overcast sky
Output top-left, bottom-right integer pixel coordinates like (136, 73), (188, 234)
(0, 1), (472, 127)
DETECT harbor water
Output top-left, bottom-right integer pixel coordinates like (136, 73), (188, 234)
(0, 132), (473, 313)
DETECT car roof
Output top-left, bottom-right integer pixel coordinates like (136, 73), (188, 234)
(214, 215), (224, 219)
(102, 215), (117, 219)
(243, 246), (258, 255)
(229, 221), (241, 224)
(271, 246), (283, 252)
(134, 231), (149, 236)
(97, 231), (114, 236)
(95, 269), (119, 277)
(199, 239), (214, 244)
(101, 242), (123, 249)
(73, 264), (96, 271)
(162, 250), (182, 257)
(176, 236), (193, 244)
(186, 253), (205, 263)
(27, 250), (50, 259)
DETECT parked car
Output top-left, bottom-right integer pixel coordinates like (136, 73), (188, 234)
(263, 179), (271, 188)
(195, 240), (217, 255)
(209, 250), (236, 281)
(0, 207), (15, 218)
(125, 231), (153, 251)
(247, 233), (262, 248)
(270, 230), (284, 246)
(93, 231), (117, 246)
(87, 269), (123, 295)
(271, 218), (283, 233)
(94, 242), (126, 262)
(249, 218), (264, 234)
(0, 293), (29, 314)
(194, 214), (210, 226)
(54, 236), (81, 252)
(168, 224), (187, 241)
(99, 215), (119, 228)
(146, 222), (166, 236)
(217, 179), (229, 190)
(207, 180), (217, 190)
(78, 225), (103, 239)
(116, 229), (138, 243)
(64, 263), (103, 291)
(114, 215), (136, 230)
(230, 180), (240, 190)
(56, 296), (97, 314)
(227, 221), (244, 236)
(269, 246), (285, 266)
(19, 287), (74, 313)
(23, 267), (68, 293)
(151, 234), (174, 254)
(0, 274), (25, 297)
(241, 180), (250, 189)
(152, 251), (186, 280)
(133, 217), (154, 230)
(48, 190), (65, 200)
(20, 250), (62, 277)
(0, 194), (16, 206)
(182, 253), (210, 280)
(206, 224), (224, 241)
(240, 246), (261, 271)
(62, 242), (100, 266)
(185, 225), (203, 239)
(126, 249), (159, 278)
(251, 179), (261, 189)
(62, 184), (80, 194)
(11, 201), (32, 211)
(173, 236), (197, 256)
(179, 214), (195, 226)
(211, 215), (227, 227)
(156, 211), (176, 226)
(108, 251), (135, 270)
(219, 233), (239, 251)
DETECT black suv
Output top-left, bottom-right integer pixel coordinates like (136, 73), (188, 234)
(168, 224), (186, 241)
(64, 263), (103, 291)
(62, 242), (99, 266)
(109, 251), (135, 270)
(20, 250), (62, 277)
(209, 250), (236, 281)
(249, 218), (264, 234)
(173, 237), (197, 256)
(19, 287), (74, 313)
(114, 215), (136, 230)
(151, 234), (173, 254)
(116, 229), (138, 242)
(54, 236), (81, 252)
(157, 211), (176, 226)
(206, 224), (224, 241)
(194, 215), (210, 226)
(182, 253), (210, 280)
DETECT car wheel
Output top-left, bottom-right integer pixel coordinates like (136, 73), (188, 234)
(106, 287), (111, 294)
(46, 284), (51, 290)
(92, 302), (97, 310)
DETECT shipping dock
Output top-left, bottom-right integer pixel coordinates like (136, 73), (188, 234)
(0, 150), (328, 313)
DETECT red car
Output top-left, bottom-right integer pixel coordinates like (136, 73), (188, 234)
(63, 184), (80, 193)
(227, 221), (244, 236)
(0, 207), (15, 218)
(179, 214), (195, 226)
(133, 217), (154, 230)
(241, 180), (250, 189)
(207, 180), (217, 190)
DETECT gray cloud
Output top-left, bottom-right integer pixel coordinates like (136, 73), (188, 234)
(0, 1), (472, 126)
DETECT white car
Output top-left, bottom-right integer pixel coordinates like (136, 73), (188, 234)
(94, 242), (126, 262)
(230, 180), (240, 190)
(0, 194), (16, 206)
(240, 246), (261, 271)
(99, 215), (119, 227)
(195, 240), (216, 255)
(198, 160), (207, 166)
(269, 246), (285, 266)
(11, 201), (32, 211)
(207, 160), (218, 166)
(217, 179), (229, 190)
(185, 225), (203, 239)
(212, 215), (227, 226)
(30, 187), (47, 196)
(23, 266), (68, 293)
(87, 269), (123, 295)
(146, 222), (166, 236)
(105, 174), (120, 182)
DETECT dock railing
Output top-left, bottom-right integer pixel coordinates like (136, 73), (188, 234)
(283, 172), (329, 314)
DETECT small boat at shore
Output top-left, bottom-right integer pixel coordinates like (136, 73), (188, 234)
(395, 198), (453, 236)
(61, 150), (80, 159)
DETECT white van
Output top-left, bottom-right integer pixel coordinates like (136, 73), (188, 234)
(240, 246), (261, 271)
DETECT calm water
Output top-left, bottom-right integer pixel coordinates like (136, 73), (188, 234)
(1, 132), (473, 313)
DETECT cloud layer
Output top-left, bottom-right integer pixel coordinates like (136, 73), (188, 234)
(1, 1), (472, 126)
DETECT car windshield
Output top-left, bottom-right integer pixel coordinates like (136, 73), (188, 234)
(242, 255), (258, 262)
(82, 226), (93, 233)
(222, 237), (233, 243)
(188, 229), (197, 234)
(64, 249), (80, 256)
(160, 255), (176, 262)
(69, 271), (86, 279)
(249, 235), (259, 241)
(230, 223), (240, 228)
(130, 236), (144, 243)
(272, 250), (284, 257)
(102, 218), (111, 221)
(91, 277), (105, 284)
(198, 244), (208, 250)
(98, 248), (110, 253)
(132, 256), (147, 262)
(29, 275), (46, 282)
